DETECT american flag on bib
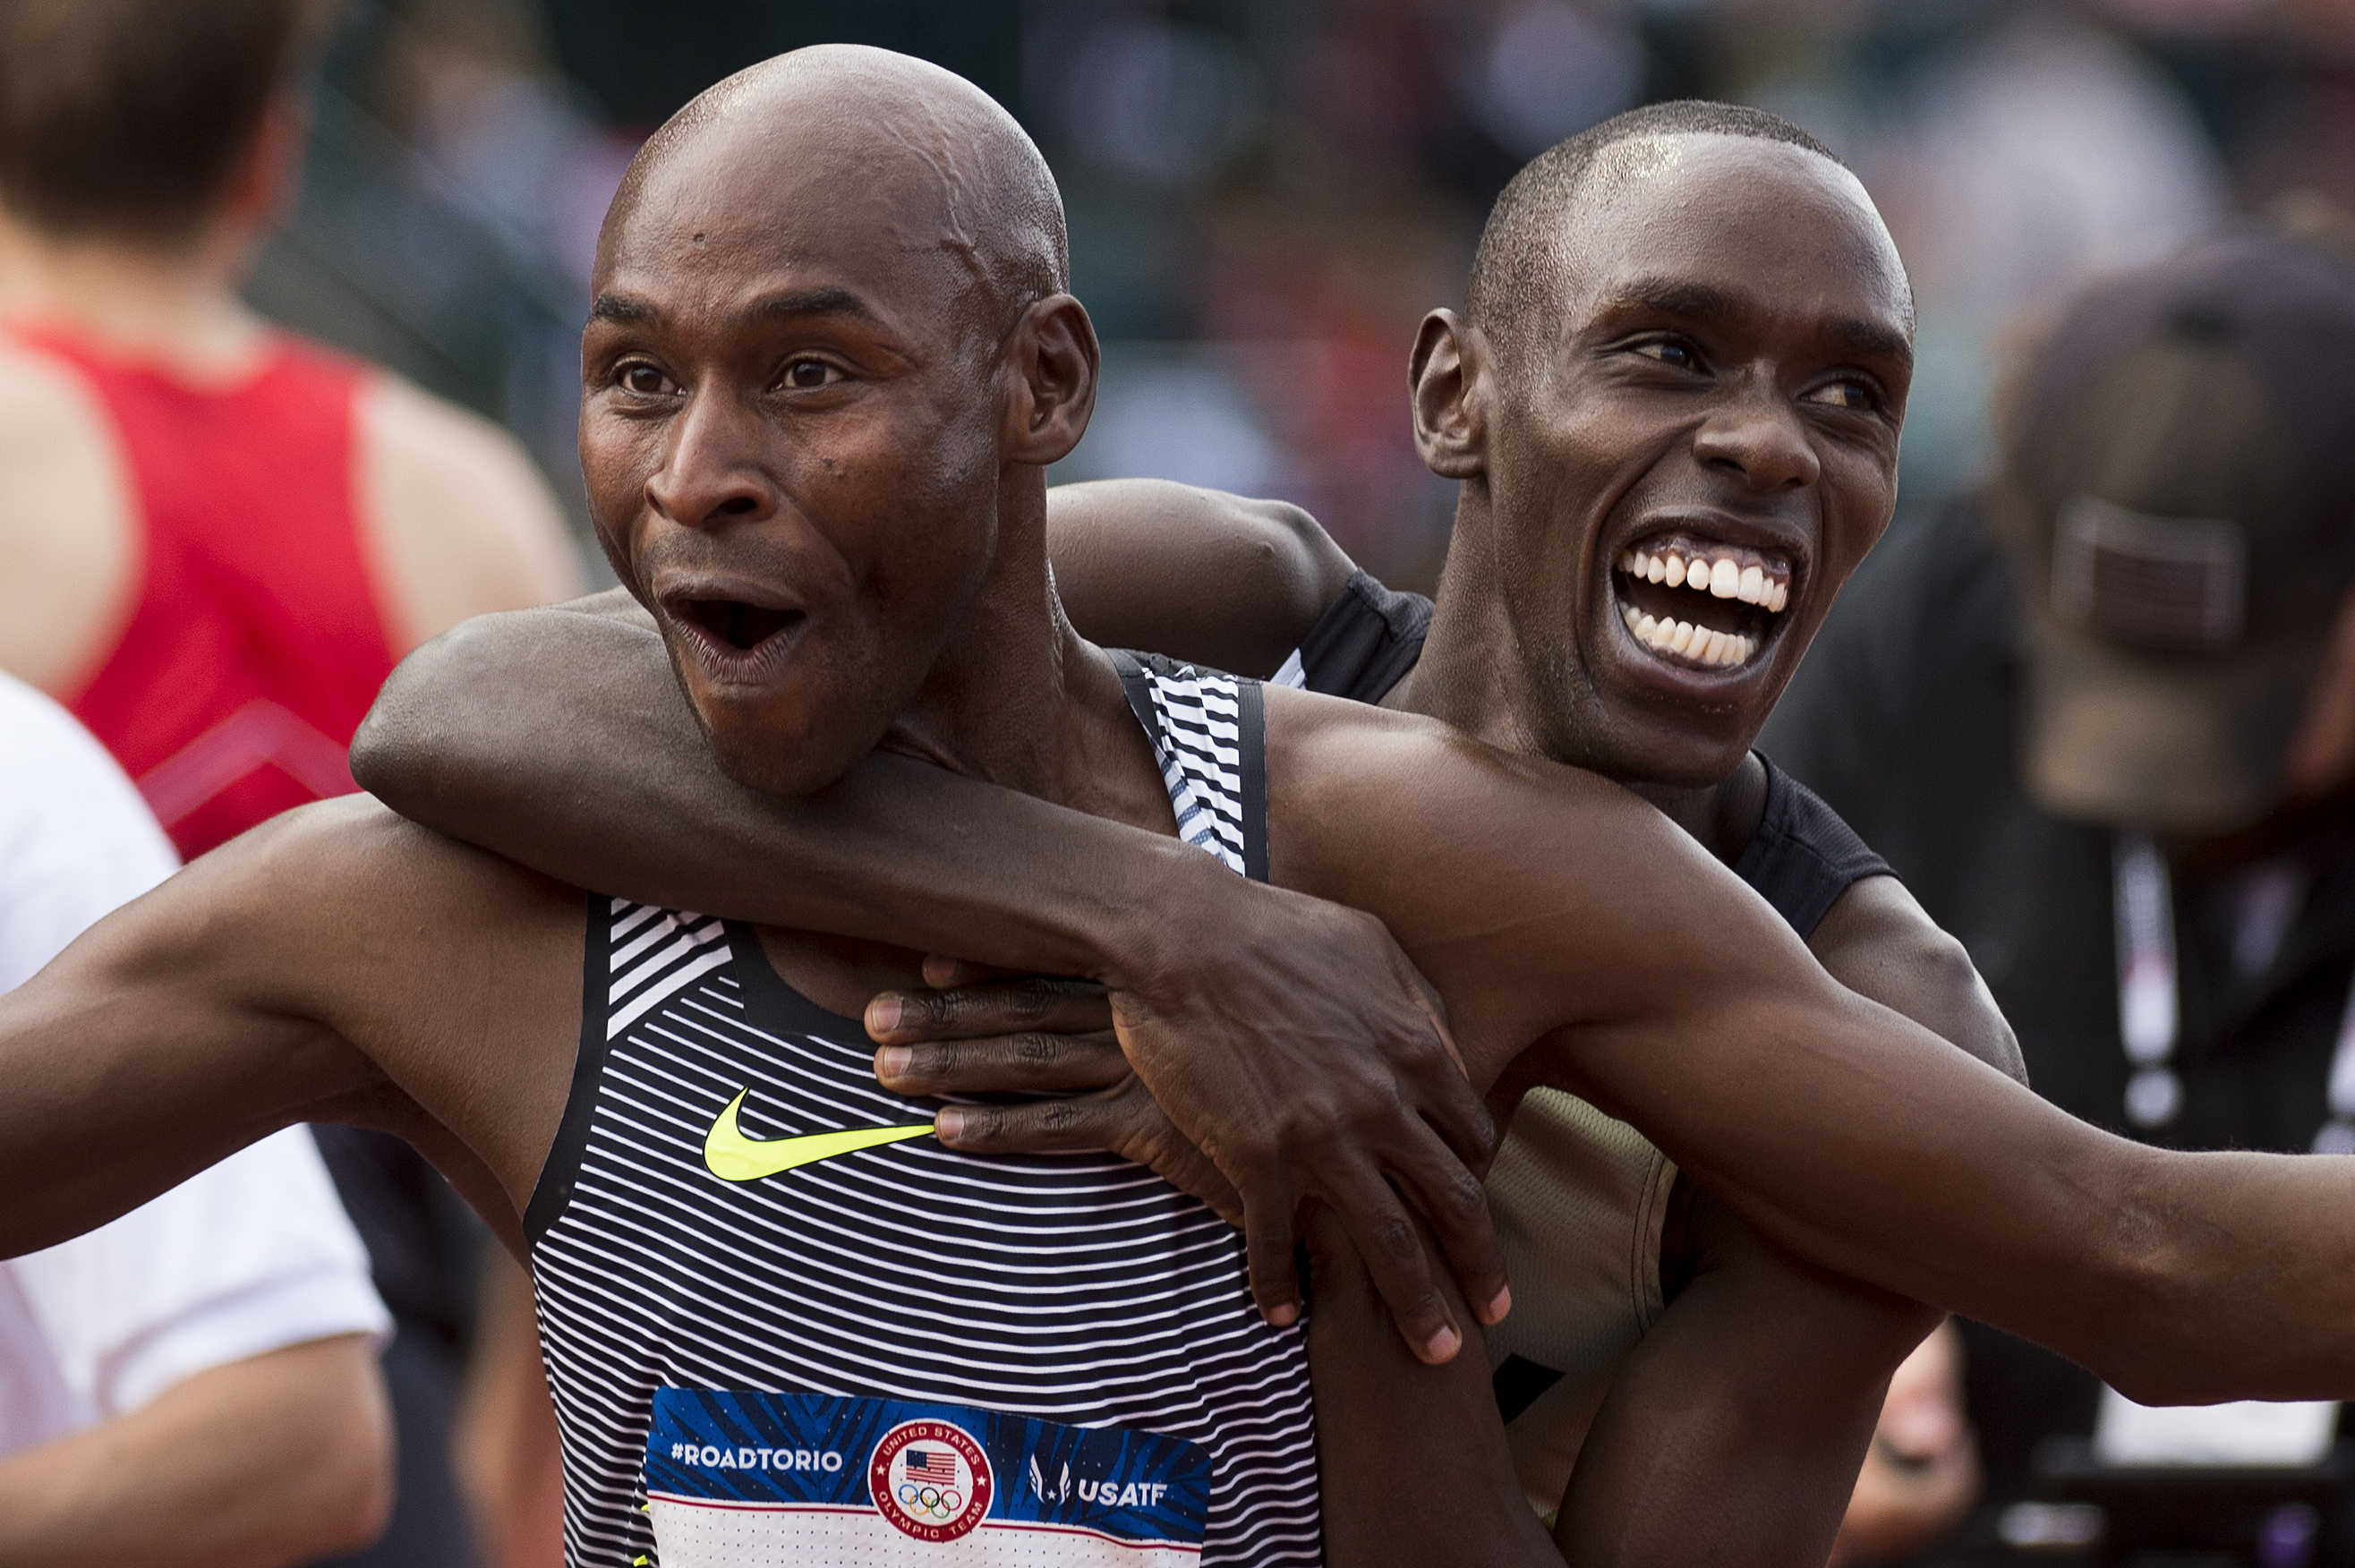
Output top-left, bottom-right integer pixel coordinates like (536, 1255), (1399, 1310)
(906, 1451), (957, 1483)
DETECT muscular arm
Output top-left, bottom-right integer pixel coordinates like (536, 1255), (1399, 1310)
(1549, 878), (2005, 1563)
(0, 1334), (392, 1568)
(354, 596), (1505, 1354)
(0, 798), (581, 1263)
(1269, 686), (2355, 1406)
(1809, 873), (2024, 1085)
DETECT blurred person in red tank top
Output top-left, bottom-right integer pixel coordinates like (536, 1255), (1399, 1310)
(0, 3), (581, 859)
(0, 3), (581, 1565)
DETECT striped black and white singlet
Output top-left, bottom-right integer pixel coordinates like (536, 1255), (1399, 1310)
(525, 653), (1312, 1567)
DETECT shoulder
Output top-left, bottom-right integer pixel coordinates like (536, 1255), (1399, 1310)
(1733, 758), (1892, 938)
(1808, 873), (2025, 1083)
(1286, 570), (1433, 703)
(0, 338), (138, 693)
(1260, 681), (1664, 906)
(235, 793), (575, 925)
(354, 374), (585, 652)
(148, 795), (579, 1000)
(0, 675), (178, 988)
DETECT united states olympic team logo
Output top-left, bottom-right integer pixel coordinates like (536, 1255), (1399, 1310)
(869, 1419), (994, 1542)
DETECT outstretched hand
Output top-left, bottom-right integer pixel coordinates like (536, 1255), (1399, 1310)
(865, 886), (1509, 1365)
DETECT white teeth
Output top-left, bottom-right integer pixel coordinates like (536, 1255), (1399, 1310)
(1620, 561), (1774, 669)
(1617, 541), (1791, 617)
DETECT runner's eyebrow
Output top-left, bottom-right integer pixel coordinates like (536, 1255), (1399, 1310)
(749, 286), (882, 323)
(590, 293), (660, 325)
(1597, 277), (1913, 368)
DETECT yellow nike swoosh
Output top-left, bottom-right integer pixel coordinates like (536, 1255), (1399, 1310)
(703, 1089), (933, 1182)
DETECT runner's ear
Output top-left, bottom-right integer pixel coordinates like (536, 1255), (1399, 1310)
(1002, 294), (1099, 467)
(1412, 309), (1489, 481)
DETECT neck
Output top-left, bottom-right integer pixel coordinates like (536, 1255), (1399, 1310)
(1395, 482), (1768, 865)
(872, 473), (1165, 827)
(1392, 483), (1553, 756)
(0, 210), (265, 379)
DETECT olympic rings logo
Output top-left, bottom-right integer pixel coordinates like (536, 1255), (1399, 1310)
(870, 1419), (994, 1543)
(896, 1483), (966, 1519)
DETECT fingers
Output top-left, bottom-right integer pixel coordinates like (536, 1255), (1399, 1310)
(1391, 1124), (1512, 1328)
(1393, 955), (1499, 1175)
(876, 1033), (1128, 1096)
(1322, 1160), (1463, 1366)
(866, 976), (1114, 1044)
(1240, 1167), (1304, 1332)
(932, 1085), (1245, 1222)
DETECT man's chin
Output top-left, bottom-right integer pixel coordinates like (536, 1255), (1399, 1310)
(700, 723), (869, 800)
(1575, 709), (1762, 793)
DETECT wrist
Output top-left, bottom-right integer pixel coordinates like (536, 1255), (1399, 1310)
(1083, 837), (1254, 997)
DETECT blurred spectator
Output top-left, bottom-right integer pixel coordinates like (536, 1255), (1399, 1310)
(0, 1), (581, 1564)
(1835, 1324), (1983, 1564)
(0, 670), (395, 1566)
(1766, 226), (2355, 1562)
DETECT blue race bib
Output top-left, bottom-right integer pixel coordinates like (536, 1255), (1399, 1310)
(645, 1388), (1213, 1563)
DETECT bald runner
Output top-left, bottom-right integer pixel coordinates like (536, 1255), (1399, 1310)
(13, 45), (2355, 1568)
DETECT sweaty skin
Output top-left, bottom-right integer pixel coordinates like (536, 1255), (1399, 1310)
(362, 132), (2009, 1557)
(14, 55), (2355, 1568)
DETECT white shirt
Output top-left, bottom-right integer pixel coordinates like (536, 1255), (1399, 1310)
(0, 673), (390, 1454)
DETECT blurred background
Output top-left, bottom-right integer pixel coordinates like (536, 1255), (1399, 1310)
(261, 0), (2355, 592)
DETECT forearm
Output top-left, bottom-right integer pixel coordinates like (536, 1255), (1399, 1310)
(1597, 1001), (2355, 1404)
(1304, 1209), (1557, 1567)
(1557, 1197), (1936, 1566)
(355, 608), (1237, 989)
(0, 1334), (391, 1567)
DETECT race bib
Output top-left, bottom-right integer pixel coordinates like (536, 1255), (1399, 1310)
(645, 1388), (1213, 1564)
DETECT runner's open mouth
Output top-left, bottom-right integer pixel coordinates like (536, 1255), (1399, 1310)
(676, 598), (803, 652)
(1610, 534), (1794, 672)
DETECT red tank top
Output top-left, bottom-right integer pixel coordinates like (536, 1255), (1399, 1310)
(10, 323), (397, 860)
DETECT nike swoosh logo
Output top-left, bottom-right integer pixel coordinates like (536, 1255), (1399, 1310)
(703, 1089), (933, 1182)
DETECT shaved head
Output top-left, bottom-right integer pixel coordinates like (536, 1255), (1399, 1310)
(602, 44), (1068, 340)
(1466, 101), (1901, 360)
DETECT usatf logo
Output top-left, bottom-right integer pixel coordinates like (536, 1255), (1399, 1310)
(869, 1419), (992, 1543)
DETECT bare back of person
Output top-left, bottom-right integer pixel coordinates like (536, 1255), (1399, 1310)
(0, 111), (578, 700)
